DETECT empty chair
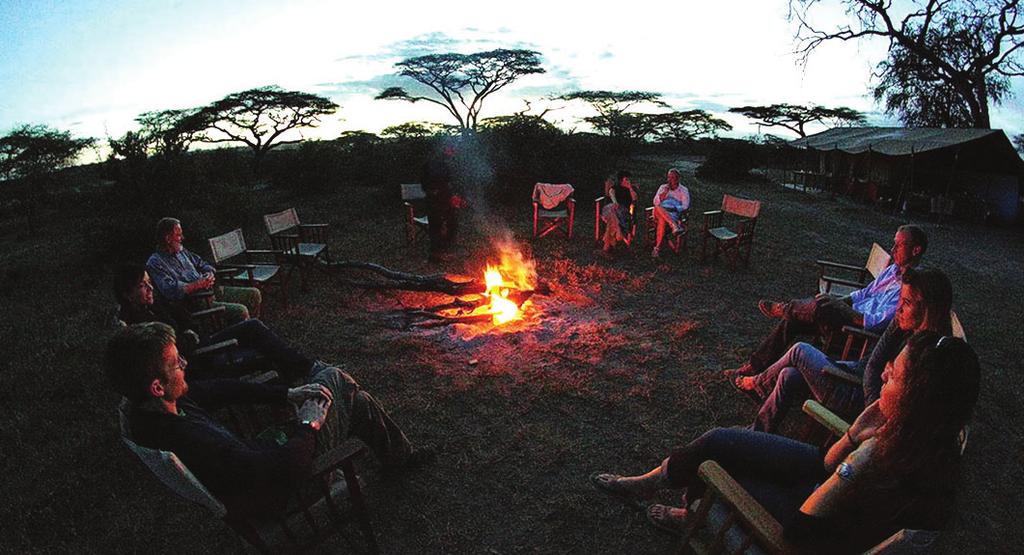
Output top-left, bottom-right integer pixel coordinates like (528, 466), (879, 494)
(532, 182), (575, 239)
(208, 229), (289, 309)
(702, 194), (762, 265)
(400, 183), (429, 243)
(263, 208), (330, 289)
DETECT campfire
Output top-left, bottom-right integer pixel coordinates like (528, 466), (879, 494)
(481, 242), (537, 326)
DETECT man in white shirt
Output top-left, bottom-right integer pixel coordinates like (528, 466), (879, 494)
(651, 168), (690, 258)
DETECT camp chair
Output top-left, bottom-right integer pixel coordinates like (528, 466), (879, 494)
(208, 228), (289, 309)
(674, 404), (947, 555)
(702, 194), (761, 265)
(532, 183), (575, 239)
(401, 183), (429, 243)
(595, 196), (637, 247)
(118, 400), (378, 553)
(816, 243), (891, 297)
(644, 205), (688, 255)
(263, 208), (330, 290)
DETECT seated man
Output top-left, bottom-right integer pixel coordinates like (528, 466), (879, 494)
(106, 323), (434, 518)
(726, 224), (927, 378)
(114, 263), (310, 382)
(146, 217), (260, 324)
(600, 171), (638, 255)
(650, 168), (690, 258)
(738, 267), (953, 432)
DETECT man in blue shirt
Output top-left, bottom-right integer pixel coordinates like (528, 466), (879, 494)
(146, 217), (261, 324)
(726, 225), (927, 379)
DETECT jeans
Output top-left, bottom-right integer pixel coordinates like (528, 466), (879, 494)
(749, 342), (863, 433)
(664, 427), (825, 528)
(748, 296), (856, 373)
(202, 318), (313, 381)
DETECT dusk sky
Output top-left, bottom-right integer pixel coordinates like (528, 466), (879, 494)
(3, 0), (1023, 162)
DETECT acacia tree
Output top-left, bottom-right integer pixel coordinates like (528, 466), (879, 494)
(728, 104), (866, 137)
(0, 124), (93, 230)
(192, 86), (339, 172)
(558, 91), (729, 142)
(376, 49), (545, 132)
(791, 0), (1024, 128)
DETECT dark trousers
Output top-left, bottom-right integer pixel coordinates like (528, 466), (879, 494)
(311, 365), (413, 466)
(427, 197), (457, 253)
(665, 427), (825, 528)
(200, 319), (313, 381)
(748, 296), (856, 373)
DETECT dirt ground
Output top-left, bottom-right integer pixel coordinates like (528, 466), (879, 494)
(2, 154), (1022, 553)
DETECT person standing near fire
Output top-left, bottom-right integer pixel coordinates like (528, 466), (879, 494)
(601, 170), (638, 255)
(420, 139), (466, 263)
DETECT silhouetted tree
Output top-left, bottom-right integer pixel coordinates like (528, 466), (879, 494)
(0, 124), (94, 230)
(559, 91), (729, 142)
(728, 104), (866, 137)
(1013, 133), (1024, 153)
(192, 86), (339, 173)
(380, 121), (454, 140)
(791, 0), (1024, 128)
(376, 49), (545, 132)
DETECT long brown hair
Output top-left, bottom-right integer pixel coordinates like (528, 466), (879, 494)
(862, 331), (980, 513)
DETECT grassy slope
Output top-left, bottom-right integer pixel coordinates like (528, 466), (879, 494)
(2, 154), (1022, 554)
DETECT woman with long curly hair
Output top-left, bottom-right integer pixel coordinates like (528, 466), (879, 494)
(591, 330), (979, 552)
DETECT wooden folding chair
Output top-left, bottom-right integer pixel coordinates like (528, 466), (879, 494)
(643, 205), (688, 255)
(702, 194), (761, 265)
(263, 208), (330, 290)
(208, 229), (289, 309)
(400, 184), (429, 243)
(816, 243), (891, 297)
(594, 196), (637, 246)
(532, 183), (575, 239)
(118, 400), (378, 553)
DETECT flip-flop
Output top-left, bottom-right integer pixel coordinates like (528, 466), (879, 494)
(722, 365), (755, 379)
(588, 472), (645, 510)
(729, 375), (765, 406)
(646, 504), (689, 536)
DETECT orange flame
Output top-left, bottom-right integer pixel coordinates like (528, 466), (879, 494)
(482, 241), (536, 326)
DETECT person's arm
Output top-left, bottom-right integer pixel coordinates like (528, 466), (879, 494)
(188, 379), (290, 411)
(862, 321), (906, 404)
(609, 187), (619, 206)
(785, 439), (876, 545)
(679, 186), (691, 211)
(653, 184), (667, 207)
(147, 253), (189, 301)
(185, 249), (216, 274)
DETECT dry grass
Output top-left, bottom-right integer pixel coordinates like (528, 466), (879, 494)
(2, 153), (1022, 554)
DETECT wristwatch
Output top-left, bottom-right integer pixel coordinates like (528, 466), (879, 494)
(301, 419), (321, 431)
(837, 462), (855, 481)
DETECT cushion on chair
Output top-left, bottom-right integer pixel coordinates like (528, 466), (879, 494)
(708, 227), (738, 241)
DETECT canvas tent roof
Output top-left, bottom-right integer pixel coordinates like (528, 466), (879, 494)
(789, 127), (1000, 156)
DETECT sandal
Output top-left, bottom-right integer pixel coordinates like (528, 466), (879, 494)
(646, 503), (689, 536)
(721, 364), (755, 379)
(589, 472), (646, 510)
(729, 375), (765, 406)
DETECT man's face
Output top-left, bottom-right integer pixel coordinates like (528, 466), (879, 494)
(130, 272), (155, 307)
(157, 343), (188, 402)
(667, 171), (679, 189)
(166, 224), (184, 253)
(891, 230), (918, 267)
(895, 283), (926, 331)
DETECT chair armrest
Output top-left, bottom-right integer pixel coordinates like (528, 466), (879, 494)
(821, 276), (869, 290)
(191, 305), (227, 319)
(244, 249), (280, 256)
(299, 223), (328, 229)
(697, 460), (789, 553)
(311, 439), (367, 477)
(213, 268), (239, 280)
(219, 263), (259, 270)
(822, 364), (863, 386)
(802, 400), (850, 437)
(193, 338), (239, 356)
(239, 370), (278, 384)
(815, 260), (863, 273)
(595, 196), (606, 205)
(840, 325), (880, 342)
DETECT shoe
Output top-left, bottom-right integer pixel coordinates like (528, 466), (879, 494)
(589, 472), (646, 510)
(651, 246), (660, 258)
(729, 375), (765, 406)
(758, 299), (786, 319)
(646, 504), (689, 536)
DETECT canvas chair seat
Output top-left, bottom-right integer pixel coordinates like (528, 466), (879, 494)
(707, 226), (738, 241)
(532, 183), (575, 239)
(283, 242), (327, 259)
(224, 264), (280, 284)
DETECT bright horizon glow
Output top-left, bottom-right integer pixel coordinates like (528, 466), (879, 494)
(2, 0), (1022, 165)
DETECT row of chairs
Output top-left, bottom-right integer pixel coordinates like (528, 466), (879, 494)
(205, 208), (331, 311)
(400, 182), (763, 265)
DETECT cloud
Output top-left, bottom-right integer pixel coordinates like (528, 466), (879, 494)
(335, 30), (540, 65)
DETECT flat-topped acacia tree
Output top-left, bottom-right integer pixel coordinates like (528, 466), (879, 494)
(192, 86), (339, 173)
(376, 49), (545, 133)
(728, 104), (866, 138)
